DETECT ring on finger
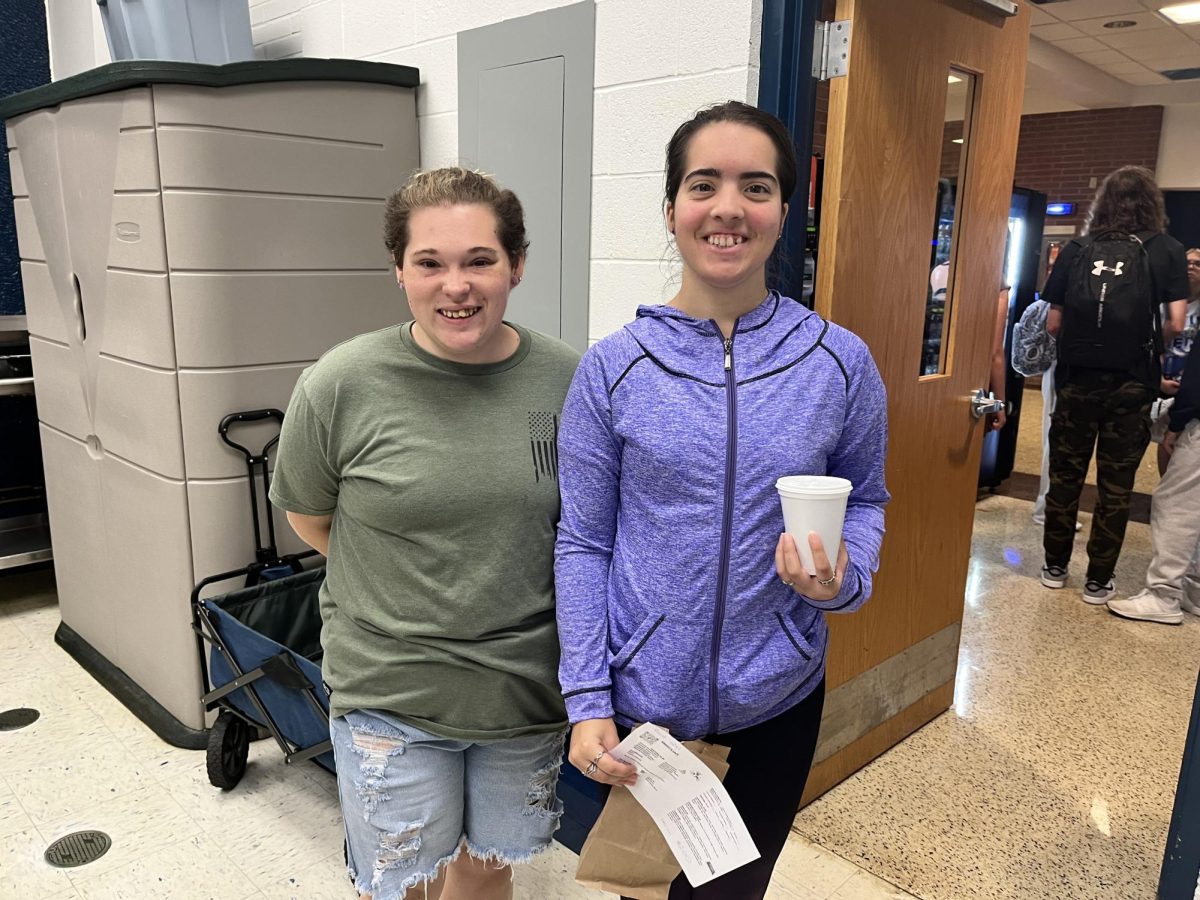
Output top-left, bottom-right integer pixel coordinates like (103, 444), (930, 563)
(584, 761), (598, 777)
(816, 571), (838, 586)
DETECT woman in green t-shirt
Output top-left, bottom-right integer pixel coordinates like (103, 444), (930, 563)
(271, 168), (580, 900)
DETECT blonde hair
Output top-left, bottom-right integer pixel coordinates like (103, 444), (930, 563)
(383, 167), (529, 267)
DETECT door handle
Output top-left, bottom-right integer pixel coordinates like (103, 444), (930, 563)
(970, 388), (1004, 420)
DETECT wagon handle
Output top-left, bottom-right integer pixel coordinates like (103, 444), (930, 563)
(218, 409), (286, 560)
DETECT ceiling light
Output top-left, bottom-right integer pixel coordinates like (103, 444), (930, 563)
(1160, 2), (1200, 24)
(952, 138), (964, 144)
(948, 74), (963, 83)
(1103, 19), (1137, 28)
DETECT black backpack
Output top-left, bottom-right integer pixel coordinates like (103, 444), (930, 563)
(1060, 231), (1161, 376)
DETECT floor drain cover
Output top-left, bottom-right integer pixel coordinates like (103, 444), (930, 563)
(44, 831), (112, 868)
(0, 707), (40, 731)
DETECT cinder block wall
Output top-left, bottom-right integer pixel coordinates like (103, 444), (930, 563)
(249, 0), (763, 341)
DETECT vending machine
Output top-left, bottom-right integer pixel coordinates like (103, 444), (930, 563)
(978, 186), (1047, 489)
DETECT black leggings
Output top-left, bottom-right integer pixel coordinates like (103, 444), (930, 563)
(619, 679), (826, 900)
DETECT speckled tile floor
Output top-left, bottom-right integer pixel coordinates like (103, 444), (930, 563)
(793, 494), (1198, 900)
(0, 565), (913, 900)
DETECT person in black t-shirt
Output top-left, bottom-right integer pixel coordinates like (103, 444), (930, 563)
(1039, 166), (1190, 605)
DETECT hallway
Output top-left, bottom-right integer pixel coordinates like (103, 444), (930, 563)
(795, 493), (1197, 899)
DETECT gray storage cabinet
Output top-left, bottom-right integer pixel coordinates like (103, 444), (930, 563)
(1, 61), (419, 745)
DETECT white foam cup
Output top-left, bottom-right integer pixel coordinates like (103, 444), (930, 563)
(775, 475), (853, 576)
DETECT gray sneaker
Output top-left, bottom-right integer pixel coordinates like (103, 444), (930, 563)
(1041, 565), (1067, 589)
(1083, 579), (1116, 605)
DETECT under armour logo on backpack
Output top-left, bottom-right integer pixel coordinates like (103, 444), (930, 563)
(1092, 260), (1125, 277)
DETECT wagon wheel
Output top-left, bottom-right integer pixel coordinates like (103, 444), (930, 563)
(206, 712), (250, 790)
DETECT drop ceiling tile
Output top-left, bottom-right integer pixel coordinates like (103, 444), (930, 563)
(1122, 41), (1200, 63)
(1051, 36), (1111, 52)
(1098, 60), (1156, 73)
(1032, 22), (1087, 41)
(1144, 53), (1200, 70)
(1181, 23), (1200, 38)
(1072, 12), (1172, 34)
(1028, 6), (1057, 26)
(1074, 48), (1134, 63)
(1044, 0), (1158, 21)
(1114, 68), (1173, 82)
(1097, 27), (1195, 50)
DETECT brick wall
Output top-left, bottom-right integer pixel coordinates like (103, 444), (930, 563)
(1014, 105), (1164, 232)
(814, 102), (1165, 235)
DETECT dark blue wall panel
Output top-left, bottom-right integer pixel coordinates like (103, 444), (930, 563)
(1, 1), (51, 315)
(758, 0), (820, 304)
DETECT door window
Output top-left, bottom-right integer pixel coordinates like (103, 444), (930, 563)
(921, 70), (976, 377)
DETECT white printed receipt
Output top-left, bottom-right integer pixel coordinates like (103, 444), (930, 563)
(611, 723), (760, 886)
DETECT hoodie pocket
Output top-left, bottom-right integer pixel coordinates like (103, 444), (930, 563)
(774, 611), (815, 661)
(610, 613), (708, 733)
(611, 613), (666, 670)
(720, 610), (820, 729)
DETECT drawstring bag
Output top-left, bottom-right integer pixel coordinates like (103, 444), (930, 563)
(1012, 299), (1056, 377)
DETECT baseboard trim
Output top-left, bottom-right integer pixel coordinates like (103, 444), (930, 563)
(55, 622), (208, 750)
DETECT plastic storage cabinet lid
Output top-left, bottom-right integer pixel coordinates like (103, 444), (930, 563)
(0, 59), (420, 121)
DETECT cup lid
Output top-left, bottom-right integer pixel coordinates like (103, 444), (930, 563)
(775, 475), (852, 496)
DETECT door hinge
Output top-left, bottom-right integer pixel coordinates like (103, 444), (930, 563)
(812, 20), (851, 81)
(969, 0), (1017, 16)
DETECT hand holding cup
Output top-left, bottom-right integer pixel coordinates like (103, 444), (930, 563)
(776, 531), (848, 601)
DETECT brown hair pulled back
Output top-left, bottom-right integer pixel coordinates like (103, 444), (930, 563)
(383, 167), (529, 268)
(663, 101), (798, 208)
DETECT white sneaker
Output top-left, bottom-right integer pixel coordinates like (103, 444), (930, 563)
(1107, 590), (1184, 625)
(1082, 579), (1117, 604)
(1183, 576), (1200, 616)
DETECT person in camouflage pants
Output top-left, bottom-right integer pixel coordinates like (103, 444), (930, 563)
(1043, 371), (1153, 591)
(1039, 166), (1191, 603)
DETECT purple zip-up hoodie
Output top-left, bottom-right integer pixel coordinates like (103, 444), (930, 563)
(555, 292), (889, 740)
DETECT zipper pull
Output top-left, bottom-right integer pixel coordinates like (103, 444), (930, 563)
(723, 338), (732, 371)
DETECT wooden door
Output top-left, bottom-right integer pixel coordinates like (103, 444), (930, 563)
(802, 0), (1031, 802)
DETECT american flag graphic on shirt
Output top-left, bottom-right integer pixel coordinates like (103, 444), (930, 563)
(529, 412), (560, 483)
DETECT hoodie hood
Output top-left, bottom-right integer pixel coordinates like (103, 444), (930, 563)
(629, 292), (828, 384)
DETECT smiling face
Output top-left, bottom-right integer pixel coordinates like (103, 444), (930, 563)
(399, 203), (524, 364)
(1188, 249), (1200, 297)
(666, 121), (788, 297)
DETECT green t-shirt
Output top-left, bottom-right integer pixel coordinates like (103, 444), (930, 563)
(269, 322), (580, 739)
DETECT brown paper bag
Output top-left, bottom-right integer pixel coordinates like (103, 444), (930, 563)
(574, 739), (731, 900)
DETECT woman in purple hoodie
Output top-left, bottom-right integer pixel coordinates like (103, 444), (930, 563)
(555, 102), (890, 898)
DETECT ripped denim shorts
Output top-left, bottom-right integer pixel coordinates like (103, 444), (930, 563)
(330, 708), (566, 898)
